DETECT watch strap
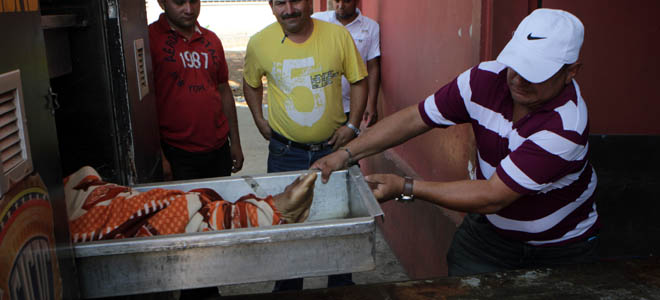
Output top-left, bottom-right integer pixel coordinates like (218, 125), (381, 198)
(396, 176), (414, 202)
(346, 122), (361, 136)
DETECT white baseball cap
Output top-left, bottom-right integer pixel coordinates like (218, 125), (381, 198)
(496, 8), (584, 83)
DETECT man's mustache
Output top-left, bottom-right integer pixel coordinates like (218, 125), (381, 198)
(282, 12), (302, 19)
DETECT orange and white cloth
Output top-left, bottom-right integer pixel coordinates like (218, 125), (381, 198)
(64, 166), (283, 243)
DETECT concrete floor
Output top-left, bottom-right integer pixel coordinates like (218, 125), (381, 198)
(232, 105), (268, 177)
(221, 258), (660, 300)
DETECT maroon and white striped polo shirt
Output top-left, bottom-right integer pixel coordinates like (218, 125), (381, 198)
(419, 61), (599, 246)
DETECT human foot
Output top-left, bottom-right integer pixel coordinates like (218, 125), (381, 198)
(273, 172), (318, 223)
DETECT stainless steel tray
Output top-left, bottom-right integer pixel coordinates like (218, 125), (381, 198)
(73, 166), (383, 298)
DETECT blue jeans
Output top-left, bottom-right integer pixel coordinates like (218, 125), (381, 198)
(447, 214), (599, 276)
(267, 135), (355, 290)
(267, 135), (333, 172)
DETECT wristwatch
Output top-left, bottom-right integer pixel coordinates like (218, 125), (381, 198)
(396, 176), (414, 202)
(346, 122), (361, 136)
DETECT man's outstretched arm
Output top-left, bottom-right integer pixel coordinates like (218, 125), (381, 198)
(367, 171), (521, 214)
(312, 104), (431, 182)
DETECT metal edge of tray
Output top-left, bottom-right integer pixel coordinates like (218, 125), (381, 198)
(77, 222), (378, 298)
(73, 216), (375, 258)
(348, 165), (384, 218)
(130, 169), (325, 194)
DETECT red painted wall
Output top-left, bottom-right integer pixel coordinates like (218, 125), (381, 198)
(312, 0), (326, 12)
(359, 0), (483, 279)
(487, 1), (660, 134)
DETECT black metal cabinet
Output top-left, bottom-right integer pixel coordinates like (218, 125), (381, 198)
(42, 0), (161, 185)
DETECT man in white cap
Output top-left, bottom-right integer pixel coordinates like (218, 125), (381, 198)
(312, 8), (600, 275)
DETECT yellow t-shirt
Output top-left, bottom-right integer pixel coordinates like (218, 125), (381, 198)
(244, 19), (367, 143)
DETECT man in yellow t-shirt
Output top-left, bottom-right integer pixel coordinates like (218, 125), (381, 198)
(242, 0), (367, 291)
(243, 0), (367, 173)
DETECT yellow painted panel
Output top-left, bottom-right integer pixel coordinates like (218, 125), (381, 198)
(3, 0), (17, 13)
(26, 0), (37, 11)
(0, 0), (41, 13)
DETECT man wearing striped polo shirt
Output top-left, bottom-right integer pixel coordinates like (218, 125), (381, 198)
(313, 8), (599, 275)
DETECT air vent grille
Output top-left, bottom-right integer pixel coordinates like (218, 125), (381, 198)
(0, 89), (24, 172)
(134, 38), (149, 100)
(0, 69), (33, 197)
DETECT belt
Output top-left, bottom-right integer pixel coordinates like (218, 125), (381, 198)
(271, 130), (331, 152)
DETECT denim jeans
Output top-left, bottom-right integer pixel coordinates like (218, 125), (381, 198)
(267, 135), (333, 172)
(267, 135), (355, 290)
(447, 214), (599, 276)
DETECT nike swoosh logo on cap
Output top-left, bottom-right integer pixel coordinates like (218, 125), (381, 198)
(527, 33), (547, 40)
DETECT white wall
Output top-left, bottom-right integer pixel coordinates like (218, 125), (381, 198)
(145, 1), (276, 50)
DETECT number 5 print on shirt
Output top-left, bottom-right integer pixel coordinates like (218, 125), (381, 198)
(272, 57), (326, 127)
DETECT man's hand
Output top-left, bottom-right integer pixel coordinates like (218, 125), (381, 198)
(273, 172), (318, 223)
(219, 81), (243, 174)
(230, 142), (244, 173)
(255, 117), (272, 140)
(161, 151), (173, 181)
(365, 174), (405, 203)
(243, 79), (271, 140)
(327, 125), (356, 151)
(310, 149), (350, 183)
(362, 104), (378, 128)
(364, 57), (380, 128)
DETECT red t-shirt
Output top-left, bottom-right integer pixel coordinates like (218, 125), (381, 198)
(149, 14), (229, 152)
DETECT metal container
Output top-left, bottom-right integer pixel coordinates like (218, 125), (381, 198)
(73, 166), (383, 298)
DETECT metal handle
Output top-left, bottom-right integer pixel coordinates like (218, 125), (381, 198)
(46, 87), (60, 115)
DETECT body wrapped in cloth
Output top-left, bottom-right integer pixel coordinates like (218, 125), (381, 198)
(64, 166), (315, 243)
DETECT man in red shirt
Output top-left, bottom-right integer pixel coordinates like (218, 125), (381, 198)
(149, 0), (243, 181)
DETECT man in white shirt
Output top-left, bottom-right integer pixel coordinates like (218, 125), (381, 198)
(313, 0), (381, 127)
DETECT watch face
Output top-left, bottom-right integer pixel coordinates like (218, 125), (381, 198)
(398, 195), (414, 202)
